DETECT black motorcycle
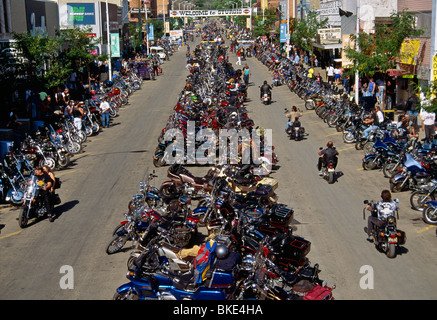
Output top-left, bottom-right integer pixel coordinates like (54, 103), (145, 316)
(18, 174), (55, 228)
(363, 200), (406, 259)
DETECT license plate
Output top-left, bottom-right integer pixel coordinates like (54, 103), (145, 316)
(328, 168), (335, 172)
(389, 237), (398, 244)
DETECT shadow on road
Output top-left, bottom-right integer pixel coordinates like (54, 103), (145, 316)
(52, 199), (80, 222)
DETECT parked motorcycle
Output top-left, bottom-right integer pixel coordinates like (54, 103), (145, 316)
(421, 201), (437, 225)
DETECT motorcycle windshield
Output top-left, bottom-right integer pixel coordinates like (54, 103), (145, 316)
(404, 153), (423, 170)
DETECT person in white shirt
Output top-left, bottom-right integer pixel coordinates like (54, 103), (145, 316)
(326, 65), (334, 84)
(376, 105), (384, 124)
(420, 109), (436, 143)
(99, 97), (111, 128)
(334, 68), (341, 85)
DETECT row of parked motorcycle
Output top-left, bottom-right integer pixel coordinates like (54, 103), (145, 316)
(253, 38), (437, 256)
(110, 163), (335, 300)
(153, 37), (279, 168)
(110, 23), (335, 300)
(1, 69), (144, 228)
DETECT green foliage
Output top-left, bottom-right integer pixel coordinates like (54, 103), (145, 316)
(11, 27), (101, 89)
(252, 8), (277, 38)
(344, 10), (424, 77)
(290, 11), (328, 52)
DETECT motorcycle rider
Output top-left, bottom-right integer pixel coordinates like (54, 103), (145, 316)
(364, 190), (398, 240)
(363, 106), (384, 139)
(34, 166), (54, 221)
(317, 141), (338, 176)
(285, 106), (303, 132)
(271, 69), (281, 86)
(260, 80), (272, 101)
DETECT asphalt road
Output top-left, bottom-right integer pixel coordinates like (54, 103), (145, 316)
(1, 35), (437, 300)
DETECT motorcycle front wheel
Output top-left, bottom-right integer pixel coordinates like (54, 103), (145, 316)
(67, 141), (82, 155)
(423, 206), (437, 225)
(106, 235), (128, 254)
(113, 291), (138, 300)
(18, 206), (30, 228)
(362, 159), (378, 170)
(57, 154), (70, 168)
(382, 162), (400, 178)
(410, 191), (434, 211)
(40, 157), (56, 171)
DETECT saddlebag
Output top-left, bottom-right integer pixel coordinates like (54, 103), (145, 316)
(268, 203), (294, 230)
(303, 285), (333, 300)
(397, 229), (407, 245)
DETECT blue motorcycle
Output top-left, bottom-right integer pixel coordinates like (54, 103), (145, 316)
(362, 137), (399, 171)
(114, 239), (241, 300)
(390, 153), (429, 193)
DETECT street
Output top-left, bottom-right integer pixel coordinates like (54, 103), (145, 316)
(1, 37), (437, 300)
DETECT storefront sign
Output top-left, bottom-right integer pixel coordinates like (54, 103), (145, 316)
(400, 39), (421, 65)
(317, 28), (341, 44)
(67, 3), (95, 25)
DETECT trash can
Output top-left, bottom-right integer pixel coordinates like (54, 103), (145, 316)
(383, 110), (394, 122)
(32, 120), (45, 134)
(0, 141), (14, 159)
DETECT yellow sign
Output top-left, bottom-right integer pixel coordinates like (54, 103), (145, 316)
(400, 39), (421, 65)
(433, 55), (437, 83)
(261, 0), (268, 10)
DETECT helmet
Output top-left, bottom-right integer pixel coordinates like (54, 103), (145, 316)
(215, 245), (229, 259)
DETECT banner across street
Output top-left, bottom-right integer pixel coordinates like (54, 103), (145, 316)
(169, 8), (252, 17)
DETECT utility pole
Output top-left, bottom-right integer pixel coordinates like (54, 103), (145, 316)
(355, 0), (360, 105)
(106, 0), (112, 79)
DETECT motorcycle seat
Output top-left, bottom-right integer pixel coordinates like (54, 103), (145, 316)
(173, 272), (197, 291)
(193, 177), (208, 185)
(416, 172), (429, 178)
(161, 242), (181, 255)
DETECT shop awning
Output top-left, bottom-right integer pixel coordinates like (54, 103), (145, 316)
(387, 68), (409, 77)
(312, 42), (342, 50)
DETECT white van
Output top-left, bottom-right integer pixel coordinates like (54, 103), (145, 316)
(150, 46), (167, 60)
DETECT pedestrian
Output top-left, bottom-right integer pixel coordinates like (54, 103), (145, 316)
(334, 67), (341, 86)
(243, 64), (251, 86)
(236, 50), (241, 65)
(64, 100), (74, 121)
(420, 108), (436, 143)
(385, 80), (395, 110)
(376, 78), (385, 105)
(326, 64), (334, 84)
(72, 101), (84, 131)
(99, 97), (111, 128)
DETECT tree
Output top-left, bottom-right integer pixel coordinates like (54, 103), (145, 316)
(252, 8), (277, 38)
(344, 10), (424, 77)
(59, 27), (102, 88)
(290, 11), (328, 53)
(12, 31), (63, 89)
